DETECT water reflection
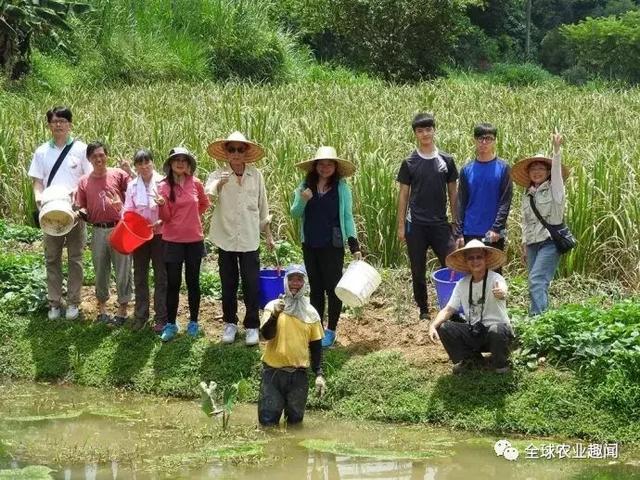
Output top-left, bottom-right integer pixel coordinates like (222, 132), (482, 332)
(306, 451), (437, 480)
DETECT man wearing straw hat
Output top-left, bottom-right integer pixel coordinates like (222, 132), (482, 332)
(396, 112), (458, 322)
(205, 131), (274, 346)
(28, 106), (91, 321)
(428, 240), (513, 374)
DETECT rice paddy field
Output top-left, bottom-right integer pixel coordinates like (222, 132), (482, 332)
(1, 78), (639, 283)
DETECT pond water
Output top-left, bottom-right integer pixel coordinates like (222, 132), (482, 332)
(0, 382), (638, 480)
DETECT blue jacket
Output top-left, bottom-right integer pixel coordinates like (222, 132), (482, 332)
(290, 179), (357, 246)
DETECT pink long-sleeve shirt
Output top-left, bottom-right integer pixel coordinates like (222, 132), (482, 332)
(157, 175), (210, 243)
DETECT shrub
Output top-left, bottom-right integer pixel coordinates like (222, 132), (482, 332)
(488, 62), (556, 86)
(561, 11), (640, 83)
(561, 65), (592, 86)
(273, 0), (477, 81)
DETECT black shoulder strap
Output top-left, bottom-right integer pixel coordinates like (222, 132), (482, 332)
(47, 141), (75, 187)
(528, 195), (551, 229)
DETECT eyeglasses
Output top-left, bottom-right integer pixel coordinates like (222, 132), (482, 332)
(476, 135), (495, 143)
(49, 119), (69, 125)
(465, 254), (485, 261)
(226, 145), (246, 154)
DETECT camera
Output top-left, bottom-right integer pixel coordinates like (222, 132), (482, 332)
(469, 321), (487, 337)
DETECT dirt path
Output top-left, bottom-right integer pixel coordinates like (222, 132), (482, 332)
(78, 283), (451, 370)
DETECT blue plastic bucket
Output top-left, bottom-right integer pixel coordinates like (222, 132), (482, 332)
(259, 269), (285, 309)
(431, 268), (465, 310)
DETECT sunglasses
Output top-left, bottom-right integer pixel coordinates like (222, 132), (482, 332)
(465, 254), (485, 261)
(226, 145), (246, 154)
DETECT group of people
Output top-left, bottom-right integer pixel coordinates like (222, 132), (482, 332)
(398, 112), (569, 375)
(29, 107), (360, 348)
(29, 106), (569, 426)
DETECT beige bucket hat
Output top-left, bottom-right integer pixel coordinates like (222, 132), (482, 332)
(445, 239), (506, 274)
(207, 131), (264, 163)
(295, 146), (356, 178)
(511, 154), (570, 188)
(163, 146), (197, 175)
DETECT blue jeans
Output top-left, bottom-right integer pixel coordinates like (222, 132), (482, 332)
(527, 239), (560, 315)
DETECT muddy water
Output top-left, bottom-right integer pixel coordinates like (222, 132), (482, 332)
(0, 382), (638, 479)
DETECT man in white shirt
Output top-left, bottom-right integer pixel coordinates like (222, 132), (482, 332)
(428, 240), (513, 374)
(205, 132), (274, 346)
(28, 106), (91, 320)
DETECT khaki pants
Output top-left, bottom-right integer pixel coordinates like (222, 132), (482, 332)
(91, 226), (133, 304)
(44, 221), (86, 308)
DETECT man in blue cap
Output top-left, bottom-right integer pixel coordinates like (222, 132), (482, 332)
(258, 265), (326, 426)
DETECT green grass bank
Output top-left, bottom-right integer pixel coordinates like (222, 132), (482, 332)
(2, 310), (639, 444)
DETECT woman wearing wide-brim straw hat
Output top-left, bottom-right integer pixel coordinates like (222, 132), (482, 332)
(428, 239), (514, 374)
(512, 132), (569, 316)
(291, 146), (361, 349)
(204, 131), (274, 347)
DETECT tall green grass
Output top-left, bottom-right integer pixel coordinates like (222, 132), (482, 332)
(2, 78), (639, 283)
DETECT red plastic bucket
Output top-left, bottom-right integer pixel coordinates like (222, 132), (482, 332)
(109, 211), (153, 254)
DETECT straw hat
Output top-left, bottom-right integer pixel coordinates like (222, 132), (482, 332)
(207, 131), (264, 163)
(511, 154), (570, 188)
(445, 239), (506, 274)
(163, 146), (197, 175)
(295, 146), (356, 178)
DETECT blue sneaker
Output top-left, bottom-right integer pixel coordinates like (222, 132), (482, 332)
(186, 321), (200, 337)
(160, 323), (178, 342)
(321, 329), (336, 348)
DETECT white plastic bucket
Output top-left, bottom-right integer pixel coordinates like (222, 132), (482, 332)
(39, 187), (76, 236)
(334, 260), (382, 307)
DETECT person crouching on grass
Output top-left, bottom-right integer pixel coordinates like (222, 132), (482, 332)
(156, 147), (210, 342)
(122, 149), (168, 332)
(258, 265), (326, 427)
(428, 240), (513, 374)
(75, 141), (133, 326)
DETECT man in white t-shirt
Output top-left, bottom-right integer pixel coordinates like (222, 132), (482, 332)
(428, 239), (513, 374)
(28, 106), (92, 321)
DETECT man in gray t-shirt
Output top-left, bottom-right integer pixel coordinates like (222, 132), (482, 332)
(396, 112), (458, 322)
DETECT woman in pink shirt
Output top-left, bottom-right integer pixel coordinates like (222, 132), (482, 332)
(156, 147), (210, 341)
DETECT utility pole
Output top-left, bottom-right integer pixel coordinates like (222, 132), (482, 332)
(525, 0), (532, 60)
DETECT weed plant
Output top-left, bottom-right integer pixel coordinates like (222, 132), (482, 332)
(514, 301), (640, 420)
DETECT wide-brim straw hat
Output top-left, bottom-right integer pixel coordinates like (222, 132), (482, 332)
(511, 154), (571, 188)
(207, 131), (264, 163)
(295, 146), (356, 177)
(163, 146), (197, 175)
(446, 239), (507, 274)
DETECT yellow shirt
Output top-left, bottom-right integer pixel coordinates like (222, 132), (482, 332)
(261, 310), (324, 369)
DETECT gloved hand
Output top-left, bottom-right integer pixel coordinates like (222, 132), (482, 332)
(273, 294), (285, 315)
(315, 375), (327, 398)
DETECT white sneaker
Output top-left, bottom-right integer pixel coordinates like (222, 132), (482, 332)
(65, 304), (80, 320)
(48, 307), (61, 320)
(222, 323), (238, 344)
(245, 328), (259, 346)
